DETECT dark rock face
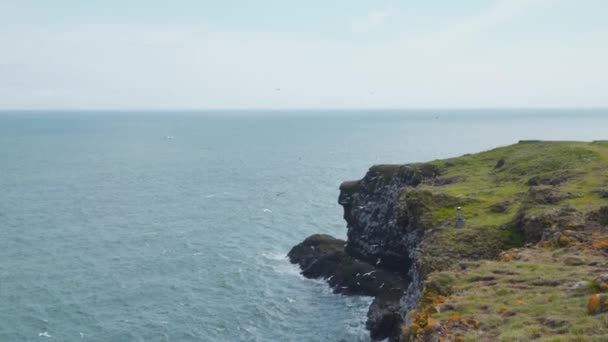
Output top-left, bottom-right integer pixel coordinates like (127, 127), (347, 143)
(367, 297), (402, 340)
(338, 164), (439, 274)
(287, 234), (405, 298)
(289, 164), (441, 341)
(288, 234), (407, 340)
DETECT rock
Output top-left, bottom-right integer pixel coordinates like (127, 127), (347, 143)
(551, 230), (585, 247)
(595, 274), (608, 282)
(570, 281), (590, 290)
(588, 293), (608, 315)
(515, 206), (584, 243)
(494, 159), (505, 169)
(288, 234), (405, 297)
(488, 201), (510, 213)
(592, 188), (608, 199)
(499, 249), (522, 262)
(288, 234), (408, 341)
(537, 318), (567, 328)
(338, 164), (434, 273)
(526, 171), (578, 186)
(367, 297), (402, 340)
(592, 274), (608, 292)
(564, 256), (585, 266)
(597, 207), (608, 225)
(524, 185), (575, 205)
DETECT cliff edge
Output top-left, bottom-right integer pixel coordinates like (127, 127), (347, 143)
(289, 141), (608, 341)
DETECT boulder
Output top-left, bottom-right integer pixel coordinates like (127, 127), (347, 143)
(288, 234), (408, 341)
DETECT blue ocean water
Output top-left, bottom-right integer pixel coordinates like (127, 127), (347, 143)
(1, 110), (607, 341)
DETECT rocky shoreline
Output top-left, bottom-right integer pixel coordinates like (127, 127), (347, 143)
(288, 234), (406, 339)
(289, 141), (608, 341)
(289, 163), (439, 340)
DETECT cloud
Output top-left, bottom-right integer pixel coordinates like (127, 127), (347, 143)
(348, 6), (392, 33)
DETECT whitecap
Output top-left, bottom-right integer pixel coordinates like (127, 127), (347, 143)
(262, 208), (273, 213)
(38, 332), (52, 338)
(272, 263), (303, 277)
(261, 251), (287, 261)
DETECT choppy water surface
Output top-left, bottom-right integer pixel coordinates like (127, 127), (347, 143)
(1, 110), (607, 341)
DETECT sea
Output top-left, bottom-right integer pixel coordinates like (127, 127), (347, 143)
(1, 110), (607, 341)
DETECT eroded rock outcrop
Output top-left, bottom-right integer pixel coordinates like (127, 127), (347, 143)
(289, 164), (441, 340)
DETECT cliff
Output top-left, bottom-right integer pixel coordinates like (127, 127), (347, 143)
(289, 141), (608, 341)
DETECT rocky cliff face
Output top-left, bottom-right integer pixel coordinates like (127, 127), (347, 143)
(338, 164), (443, 324)
(338, 164), (438, 273)
(290, 164), (441, 340)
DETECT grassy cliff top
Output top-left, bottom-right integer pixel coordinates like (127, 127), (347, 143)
(403, 141), (608, 276)
(398, 141), (608, 341)
(426, 140), (608, 227)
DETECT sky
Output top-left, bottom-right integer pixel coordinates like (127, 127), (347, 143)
(1, 0), (607, 110)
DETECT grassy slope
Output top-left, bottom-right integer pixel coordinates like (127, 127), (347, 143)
(430, 243), (608, 341)
(398, 141), (608, 341)
(431, 141), (608, 226)
(410, 141), (608, 275)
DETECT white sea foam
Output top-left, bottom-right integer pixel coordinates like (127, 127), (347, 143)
(273, 262), (303, 277)
(38, 332), (52, 338)
(261, 251), (287, 261)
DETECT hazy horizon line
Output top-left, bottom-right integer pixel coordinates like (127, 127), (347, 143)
(1, 107), (608, 113)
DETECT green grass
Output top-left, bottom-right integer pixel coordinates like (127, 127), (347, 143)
(396, 141), (608, 341)
(426, 247), (608, 341)
(404, 141), (608, 275)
